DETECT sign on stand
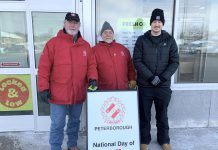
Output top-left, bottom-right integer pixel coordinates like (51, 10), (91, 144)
(87, 90), (140, 150)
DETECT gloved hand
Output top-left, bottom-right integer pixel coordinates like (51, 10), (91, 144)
(156, 75), (167, 87)
(129, 80), (137, 89)
(148, 76), (161, 86)
(39, 90), (51, 104)
(88, 79), (98, 91)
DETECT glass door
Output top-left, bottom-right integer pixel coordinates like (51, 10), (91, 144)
(0, 0), (77, 131)
(33, 12), (70, 131)
(0, 8), (34, 131)
(30, 0), (77, 131)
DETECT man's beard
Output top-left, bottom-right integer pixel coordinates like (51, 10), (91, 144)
(66, 29), (78, 36)
(104, 38), (113, 44)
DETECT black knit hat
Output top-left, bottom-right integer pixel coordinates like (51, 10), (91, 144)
(150, 8), (165, 25)
(65, 12), (80, 22)
(100, 21), (114, 35)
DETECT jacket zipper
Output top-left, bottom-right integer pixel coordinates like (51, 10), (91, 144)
(70, 43), (74, 104)
(155, 46), (158, 75)
(108, 45), (118, 89)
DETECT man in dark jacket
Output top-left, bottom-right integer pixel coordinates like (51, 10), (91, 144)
(38, 12), (97, 150)
(133, 8), (179, 150)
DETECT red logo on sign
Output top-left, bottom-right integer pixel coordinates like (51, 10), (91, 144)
(0, 78), (29, 108)
(101, 97), (126, 124)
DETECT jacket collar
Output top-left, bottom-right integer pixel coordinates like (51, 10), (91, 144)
(57, 29), (84, 43)
(143, 30), (170, 44)
(98, 40), (116, 46)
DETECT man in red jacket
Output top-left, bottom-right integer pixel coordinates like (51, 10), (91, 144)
(38, 12), (97, 150)
(93, 21), (136, 90)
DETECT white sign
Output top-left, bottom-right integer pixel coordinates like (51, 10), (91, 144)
(87, 91), (140, 150)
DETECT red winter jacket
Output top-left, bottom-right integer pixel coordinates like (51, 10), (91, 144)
(93, 41), (136, 90)
(38, 30), (97, 104)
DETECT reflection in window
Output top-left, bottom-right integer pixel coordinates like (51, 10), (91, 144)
(96, 0), (174, 55)
(177, 0), (218, 83)
(32, 12), (66, 67)
(0, 12), (28, 68)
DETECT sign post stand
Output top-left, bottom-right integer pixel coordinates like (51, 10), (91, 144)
(87, 90), (140, 150)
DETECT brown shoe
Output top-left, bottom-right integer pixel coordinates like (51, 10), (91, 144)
(162, 143), (172, 150)
(141, 144), (149, 150)
(68, 147), (80, 150)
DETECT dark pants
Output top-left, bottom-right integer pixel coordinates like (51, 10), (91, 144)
(138, 86), (172, 145)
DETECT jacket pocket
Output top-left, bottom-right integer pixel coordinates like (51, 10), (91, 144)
(51, 64), (72, 83)
(74, 63), (87, 81)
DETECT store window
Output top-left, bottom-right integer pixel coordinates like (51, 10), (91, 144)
(176, 0), (218, 83)
(96, 0), (174, 55)
(0, 12), (28, 68)
(32, 12), (66, 68)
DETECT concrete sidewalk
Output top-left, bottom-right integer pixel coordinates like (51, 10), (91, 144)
(0, 127), (218, 150)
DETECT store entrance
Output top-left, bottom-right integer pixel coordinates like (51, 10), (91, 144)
(0, 0), (77, 132)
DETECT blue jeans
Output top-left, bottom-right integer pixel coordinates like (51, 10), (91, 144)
(49, 103), (83, 150)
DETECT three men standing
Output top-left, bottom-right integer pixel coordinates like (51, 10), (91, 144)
(38, 8), (179, 150)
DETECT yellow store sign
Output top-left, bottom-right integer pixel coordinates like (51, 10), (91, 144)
(0, 75), (33, 111)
